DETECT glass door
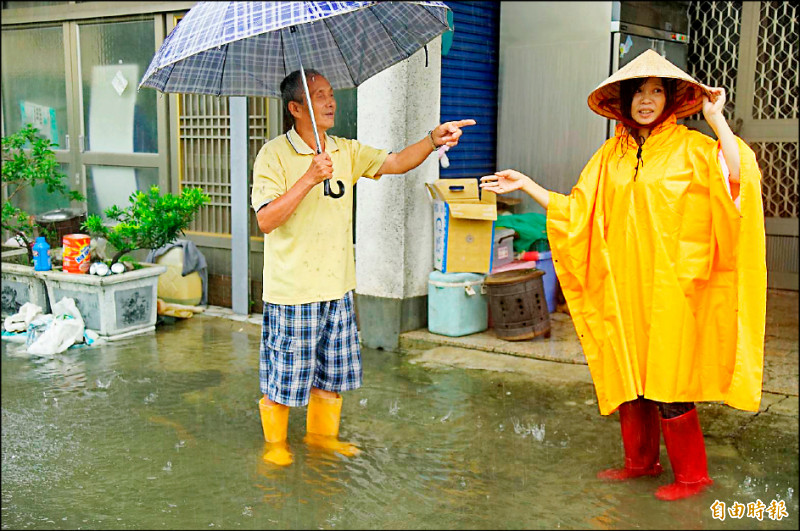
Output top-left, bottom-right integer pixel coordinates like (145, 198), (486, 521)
(2, 16), (168, 223)
(73, 17), (166, 218)
(1, 24), (75, 216)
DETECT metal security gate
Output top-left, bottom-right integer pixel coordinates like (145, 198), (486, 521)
(176, 93), (274, 239)
(687, 1), (798, 290)
(439, 1), (500, 179)
(169, 14), (280, 243)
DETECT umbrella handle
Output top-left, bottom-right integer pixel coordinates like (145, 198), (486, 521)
(325, 179), (345, 198)
(290, 25), (344, 200)
(317, 139), (344, 198)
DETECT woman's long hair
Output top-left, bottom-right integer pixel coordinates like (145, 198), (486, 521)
(614, 76), (678, 158)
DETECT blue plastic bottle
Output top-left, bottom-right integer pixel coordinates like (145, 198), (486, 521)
(32, 236), (52, 271)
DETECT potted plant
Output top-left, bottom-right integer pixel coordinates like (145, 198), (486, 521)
(82, 185), (209, 266)
(1, 124), (84, 318)
(37, 185), (209, 340)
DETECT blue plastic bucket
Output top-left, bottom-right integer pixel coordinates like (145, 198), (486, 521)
(428, 271), (488, 337)
(535, 251), (557, 313)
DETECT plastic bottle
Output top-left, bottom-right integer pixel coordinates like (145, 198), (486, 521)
(32, 236), (52, 271)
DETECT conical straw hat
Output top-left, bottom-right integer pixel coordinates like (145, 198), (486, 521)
(587, 49), (711, 121)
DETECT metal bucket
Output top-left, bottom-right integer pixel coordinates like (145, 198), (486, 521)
(35, 209), (86, 249)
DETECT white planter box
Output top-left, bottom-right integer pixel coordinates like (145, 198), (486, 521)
(1, 262), (50, 318)
(39, 263), (167, 341)
(1, 247), (29, 264)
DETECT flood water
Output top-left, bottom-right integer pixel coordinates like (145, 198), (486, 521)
(2, 316), (797, 529)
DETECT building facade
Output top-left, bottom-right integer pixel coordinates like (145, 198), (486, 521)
(3, 1), (796, 351)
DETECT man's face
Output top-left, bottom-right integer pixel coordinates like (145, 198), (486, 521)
(293, 74), (336, 131)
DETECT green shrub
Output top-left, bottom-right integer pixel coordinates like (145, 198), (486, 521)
(1, 124), (84, 260)
(82, 185), (210, 265)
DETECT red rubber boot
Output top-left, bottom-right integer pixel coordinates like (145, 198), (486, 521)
(655, 408), (713, 501)
(597, 398), (663, 480)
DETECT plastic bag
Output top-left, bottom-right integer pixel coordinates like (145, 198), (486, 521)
(26, 297), (86, 355)
(51, 297), (84, 326)
(495, 212), (549, 253)
(3, 302), (43, 333)
(26, 315), (84, 355)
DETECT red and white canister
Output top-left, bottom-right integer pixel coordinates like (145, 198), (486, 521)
(62, 234), (91, 273)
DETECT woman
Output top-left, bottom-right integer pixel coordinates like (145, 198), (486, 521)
(480, 49), (766, 501)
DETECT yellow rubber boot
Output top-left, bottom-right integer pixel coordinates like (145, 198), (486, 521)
(259, 397), (293, 466)
(304, 393), (360, 457)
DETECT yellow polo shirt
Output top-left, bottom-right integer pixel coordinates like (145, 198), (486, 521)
(251, 127), (388, 305)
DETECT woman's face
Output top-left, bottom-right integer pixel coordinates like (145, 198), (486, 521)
(630, 77), (666, 127)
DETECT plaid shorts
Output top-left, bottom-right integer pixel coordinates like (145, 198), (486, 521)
(259, 291), (362, 407)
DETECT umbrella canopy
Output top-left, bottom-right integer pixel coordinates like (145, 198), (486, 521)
(139, 1), (452, 97)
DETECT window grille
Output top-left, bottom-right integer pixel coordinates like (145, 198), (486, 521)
(752, 1), (798, 219)
(687, 1), (741, 120)
(752, 141), (798, 218)
(688, 0), (798, 220)
(754, 1), (797, 120)
(177, 94), (274, 238)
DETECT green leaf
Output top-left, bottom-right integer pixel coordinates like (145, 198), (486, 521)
(80, 185), (209, 263)
(2, 124), (86, 243)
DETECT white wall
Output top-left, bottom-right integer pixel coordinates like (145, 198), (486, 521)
(497, 2), (613, 213)
(355, 39), (441, 300)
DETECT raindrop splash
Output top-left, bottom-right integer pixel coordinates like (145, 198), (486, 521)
(511, 417), (546, 442)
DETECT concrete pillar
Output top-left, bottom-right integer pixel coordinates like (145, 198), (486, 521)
(229, 97), (250, 315)
(355, 38), (441, 350)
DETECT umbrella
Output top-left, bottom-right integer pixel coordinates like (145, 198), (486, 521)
(139, 1), (452, 198)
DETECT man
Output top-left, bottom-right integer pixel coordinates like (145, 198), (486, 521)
(252, 69), (475, 466)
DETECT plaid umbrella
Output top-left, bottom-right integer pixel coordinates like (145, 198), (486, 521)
(139, 1), (451, 197)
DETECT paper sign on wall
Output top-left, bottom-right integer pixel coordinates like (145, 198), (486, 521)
(19, 101), (58, 144)
(111, 70), (129, 96)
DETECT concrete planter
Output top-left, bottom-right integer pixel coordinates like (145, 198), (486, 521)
(1, 261), (50, 318)
(1, 246), (29, 264)
(39, 263), (167, 341)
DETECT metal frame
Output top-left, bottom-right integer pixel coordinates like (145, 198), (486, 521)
(734, 2), (798, 142)
(163, 12), (279, 313)
(68, 15), (170, 207)
(738, 2), (798, 290)
(2, 12), (170, 216)
(1, 2), (197, 26)
(229, 97), (250, 313)
(682, 1), (797, 290)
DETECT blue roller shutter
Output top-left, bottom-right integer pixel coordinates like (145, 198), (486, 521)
(440, 1), (500, 179)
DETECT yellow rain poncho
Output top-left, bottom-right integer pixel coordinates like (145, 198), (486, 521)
(547, 115), (766, 415)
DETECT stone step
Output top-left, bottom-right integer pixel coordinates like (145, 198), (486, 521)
(399, 312), (587, 366)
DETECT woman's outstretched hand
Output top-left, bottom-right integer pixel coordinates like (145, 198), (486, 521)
(480, 169), (531, 194)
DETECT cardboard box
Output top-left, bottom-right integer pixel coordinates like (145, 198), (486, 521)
(425, 178), (497, 273)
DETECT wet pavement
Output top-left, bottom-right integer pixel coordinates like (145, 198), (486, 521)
(400, 289), (800, 400)
(1, 289), (797, 529)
